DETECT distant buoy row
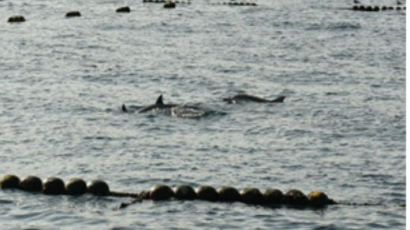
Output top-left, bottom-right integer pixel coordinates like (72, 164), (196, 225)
(142, 0), (192, 4)
(6, 4), (174, 23)
(352, 5), (406, 11)
(0, 175), (336, 208)
(215, 2), (257, 6)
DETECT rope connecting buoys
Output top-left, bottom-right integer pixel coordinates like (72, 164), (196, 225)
(352, 5), (406, 11)
(116, 6), (131, 13)
(8, 16), (26, 23)
(0, 175), (337, 208)
(66, 11), (81, 18)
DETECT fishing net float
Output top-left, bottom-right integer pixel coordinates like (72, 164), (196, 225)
(0, 174), (336, 209)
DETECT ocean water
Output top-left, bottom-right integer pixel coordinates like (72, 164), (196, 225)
(0, 0), (406, 229)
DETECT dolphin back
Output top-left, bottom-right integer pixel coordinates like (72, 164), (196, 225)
(223, 94), (285, 103)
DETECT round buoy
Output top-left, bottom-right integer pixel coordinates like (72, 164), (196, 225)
(308, 191), (336, 206)
(66, 11), (81, 18)
(116, 6), (131, 13)
(284, 189), (309, 205)
(359, 5), (366, 10)
(352, 5), (359, 10)
(240, 187), (264, 204)
(373, 6), (380, 11)
(65, 178), (87, 195)
(164, 1), (176, 8)
(365, 6), (373, 11)
(0, 175), (20, 189)
(381, 6), (388, 10)
(396, 6), (402, 10)
(150, 184), (174, 201)
(19, 176), (42, 192)
(196, 186), (219, 201)
(263, 189), (284, 204)
(87, 180), (110, 196)
(8, 16), (25, 23)
(218, 186), (241, 202)
(43, 177), (65, 195)
(388, 6), (394, 10)
(174, 185), (196, 200)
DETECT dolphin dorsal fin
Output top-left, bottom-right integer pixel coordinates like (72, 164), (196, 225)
(156, 95), (164, 105)
(122, 104), (128, 112)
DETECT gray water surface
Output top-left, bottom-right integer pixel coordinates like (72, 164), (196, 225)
(0, 0), (406, 229)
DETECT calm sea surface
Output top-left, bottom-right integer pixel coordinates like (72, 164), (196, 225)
(0, 0), (406, 229)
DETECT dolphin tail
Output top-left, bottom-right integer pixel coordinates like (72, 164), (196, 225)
(156, 95), (164, 105)
(122, 104), (128, 112)
(271, 96), (285, 103)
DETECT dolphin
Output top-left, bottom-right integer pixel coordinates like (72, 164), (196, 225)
(223, 94), (285, 104)
(121, 95), (225, 118)
(121, 95), (176, 113)
(137, 95), (178, 113)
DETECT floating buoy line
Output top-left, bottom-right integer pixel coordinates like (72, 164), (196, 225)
(351, 5), (406, 11)
(1, 174), (338, 209)
(6, 2), (406, 23)
(1, 174), (403, 210)
(5, 1), (260, 23)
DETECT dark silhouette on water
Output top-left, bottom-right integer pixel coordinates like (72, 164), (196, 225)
(223, 94), (285, 104)
(121, 95), (178, 113)
(122, 95), (225, 118)
(137, 95), (178, 113)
